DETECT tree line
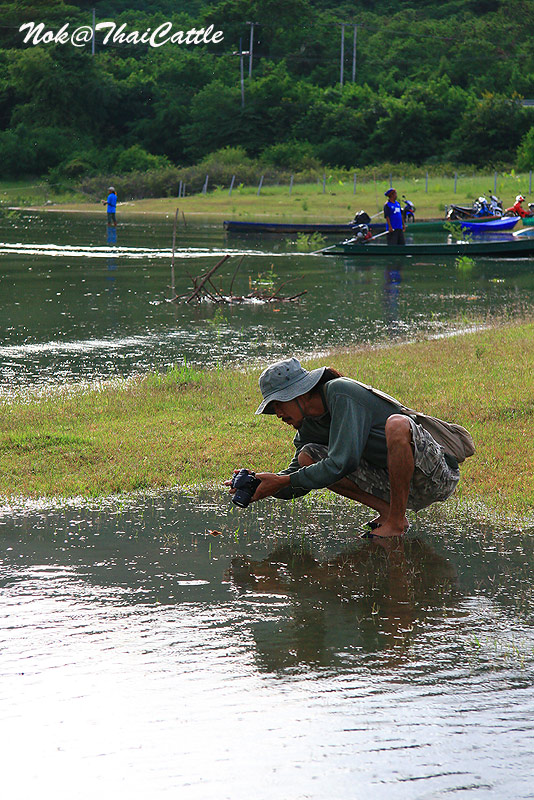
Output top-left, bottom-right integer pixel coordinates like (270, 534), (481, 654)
(1, 0), (534, 182)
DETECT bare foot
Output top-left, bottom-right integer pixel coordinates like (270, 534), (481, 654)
(371, 521), (406, 538)
(369, 515), (409, 531)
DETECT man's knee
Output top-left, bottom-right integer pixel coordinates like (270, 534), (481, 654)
(298, 447), (316, 467)
(385, 414), (412, 446)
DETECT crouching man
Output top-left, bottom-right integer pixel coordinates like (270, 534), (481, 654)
(229, 358), (473, 538)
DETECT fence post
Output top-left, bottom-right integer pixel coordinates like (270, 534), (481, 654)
(228, 175), (235, 196)
(425, 171), (428, 193)
(454, 172), (458, 193)
(289, 175), (294, 195)
(322, 171), (326, 193)
(353, 172), (357, 194)
(202, 174), (209, 194)
(178, 180), (182, 198)
(257, 175), (264, 195)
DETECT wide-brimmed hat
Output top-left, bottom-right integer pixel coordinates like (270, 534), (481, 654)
(255, 358), (326, 415)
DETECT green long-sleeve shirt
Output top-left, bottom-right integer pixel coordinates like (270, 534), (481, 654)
(276, 377), (401, 499)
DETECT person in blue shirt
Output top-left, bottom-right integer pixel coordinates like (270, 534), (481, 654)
(102, 186), (117, 227)
(383, 188), (405, 245)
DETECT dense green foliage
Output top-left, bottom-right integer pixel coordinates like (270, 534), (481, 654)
(1, 0), (534, 179)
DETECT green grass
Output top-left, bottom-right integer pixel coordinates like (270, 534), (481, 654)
(1, 322), (533, 521)
(6, 171), (533, 222)
(0, 178), (89, 209)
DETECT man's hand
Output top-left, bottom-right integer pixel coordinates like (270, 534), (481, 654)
(224, 470), (291, 502)
(252, 472), (291, 500)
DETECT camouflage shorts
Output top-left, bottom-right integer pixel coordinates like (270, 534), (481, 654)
(301, 419), (460, 511)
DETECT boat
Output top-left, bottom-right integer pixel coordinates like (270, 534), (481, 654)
(224, 220), (372, 234)
(322, 236), (534, 258)
(223, 218), (455, 235)
(459, 217), (518, 233)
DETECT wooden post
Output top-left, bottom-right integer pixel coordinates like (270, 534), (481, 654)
(389, 173), (392, 188)
(353, 172), (357, 194)
(178, 180), (182, 198)
(257, 175), (264, 195)
(322, 171), (326, 193)
(171, 207), (179, 298)
(494, 171), (497, 194)
(289, 175), (294, 195)
(425, 171), (428, 193)
(229, 174), (236, 196)
(454, 172), (458, 193)
(202, 175), (209, 194)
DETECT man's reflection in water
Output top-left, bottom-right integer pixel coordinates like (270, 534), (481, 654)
(383, 261), (403, 326)
(107, 226), (118, 292)
(228, 537), (460, 671)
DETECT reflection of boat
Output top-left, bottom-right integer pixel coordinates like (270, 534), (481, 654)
(323, 236), (534, 257)
(459, 217), (518, 233)
(223, 218), (449, 235)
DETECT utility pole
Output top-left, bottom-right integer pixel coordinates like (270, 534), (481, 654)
(239, 38), (245, 107)
(352, 24), (357, 82)
(233, 40), (250, 108)
(91, 8), (95, 55)
(339, 23), (345, 87)
(245, 21), (258, 78)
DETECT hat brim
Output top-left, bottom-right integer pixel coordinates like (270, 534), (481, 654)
(255, 366), (326, 414)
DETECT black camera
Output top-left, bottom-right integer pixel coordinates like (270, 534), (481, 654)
(230, 468), (261, 508)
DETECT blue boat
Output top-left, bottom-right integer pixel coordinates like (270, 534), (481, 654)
(459, 217), (518, 233)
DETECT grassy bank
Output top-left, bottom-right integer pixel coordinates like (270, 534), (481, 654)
(5, 171), (533, 222)
(1, 323), (533, 520)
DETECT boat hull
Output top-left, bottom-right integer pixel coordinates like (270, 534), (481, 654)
(223, 218), (450, 234)
(323, 238), (534, 257)
(460, 217), (518, 232)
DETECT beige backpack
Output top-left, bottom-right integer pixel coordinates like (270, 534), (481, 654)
(357, 381), (475, 464)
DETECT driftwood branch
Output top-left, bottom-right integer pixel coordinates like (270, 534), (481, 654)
(229, 254), (246, 296)
(185, 254), (231, 303)
(178, 254), (306, 304)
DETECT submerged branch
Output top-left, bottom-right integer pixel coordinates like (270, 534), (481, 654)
(178, 255), (306, 304)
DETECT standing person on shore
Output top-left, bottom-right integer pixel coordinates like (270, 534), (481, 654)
(227, 358), (474, 538)
(383, 188), (405, 245)
(102, 186), (117, 227)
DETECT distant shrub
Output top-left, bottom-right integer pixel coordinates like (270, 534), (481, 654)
(199, 146), (252, 167)
(260, 141), (320, 171)
(0, 124), (76, 177)
(314, 137), (358, 169)
(517, 126), (534, 171)
(115, 145), (171, 173)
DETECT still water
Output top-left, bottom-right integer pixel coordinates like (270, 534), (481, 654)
(2, 211), (534, 392)
(1, 494), (533, 798)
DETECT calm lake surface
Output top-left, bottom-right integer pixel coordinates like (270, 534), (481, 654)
(2, 210), (534, 392)
(1, 494), (533, 799)
(1, 212), (534, 797)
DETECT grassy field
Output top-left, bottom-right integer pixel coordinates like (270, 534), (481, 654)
(1, 322), (533, 523)
(3, 172), (533, 222)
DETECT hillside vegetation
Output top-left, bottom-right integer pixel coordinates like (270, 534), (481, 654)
(1, 0), (534, 183)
